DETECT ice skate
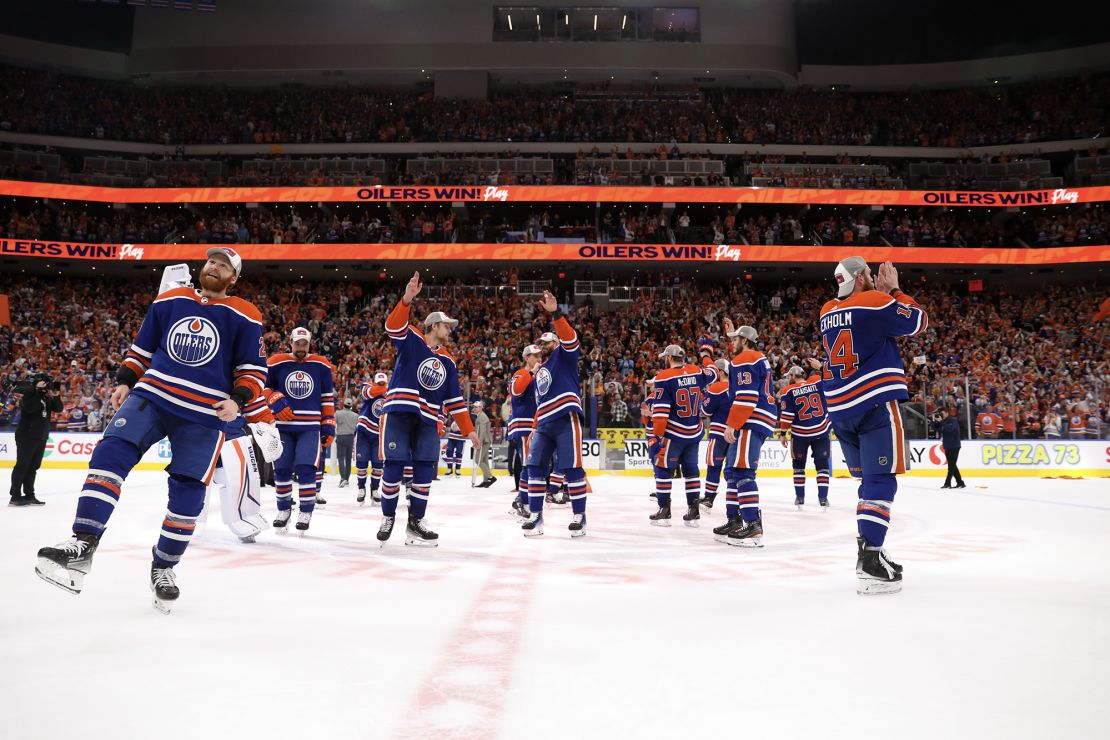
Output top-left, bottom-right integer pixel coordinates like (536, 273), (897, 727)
(377, 516), (395, 544)
(295, 510), (312, 532)
(649, 504), (672, 526)
(795, 495), (804, 509)
(510, 499), (531, 522)
(405, 516), (439, 547)
(712, 516), (744, 543)
(522, 512), (544, 537)
(682, 504), (700, 527)
(356, 487), (366, 504)
(819, 498), (829, 510)
(696, 495), (715, 511)
(857, 547), (903, 595)
(35, 533), (99, 594)
(725, 517), (764, 548)
(857, 537), (901, 575)
(568, 513), (586, 537)
(273, 509), (292, 530)
(150, 561), (180, 615)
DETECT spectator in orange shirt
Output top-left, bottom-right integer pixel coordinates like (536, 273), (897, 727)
(975, 408), (1003, 439)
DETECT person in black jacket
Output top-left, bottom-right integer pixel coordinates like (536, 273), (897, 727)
(8, 373), (63, 506)
(939, 410), (966, 490)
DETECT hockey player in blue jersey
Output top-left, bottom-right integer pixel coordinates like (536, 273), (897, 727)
(521, 290), (588, 538)
(778, 357), (832, 509)
(820, 258), (927, 595)
(712, 317), (779, 548)
(355, 372), (388, 503)
(507, 344), (541, 519)
(443, 415), (466, 477)
(647, 344), (713, 527)
(698, 358), (730, 511)
(266, 327), (336, 533)
(35, 247), (266, 613)
(379, 271), (478, 547)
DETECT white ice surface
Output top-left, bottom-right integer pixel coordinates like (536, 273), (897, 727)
(2, 470), (1108, 740)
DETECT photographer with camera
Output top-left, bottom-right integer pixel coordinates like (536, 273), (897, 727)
(8, 373), (63, 506)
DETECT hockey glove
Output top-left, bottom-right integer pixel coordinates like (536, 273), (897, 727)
(248, 421), (284, 462)
(266, 389), (296, 421)
(320, 418), (336, 449)
(648, 439), (664, 465)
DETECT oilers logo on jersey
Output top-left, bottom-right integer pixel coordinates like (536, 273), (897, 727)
(372, 397), (385, 417)
(535, 367), (552, 396)
(284, 370), (315, 399)
(167, 317), (220, 366)
(417, 357), (447, 390)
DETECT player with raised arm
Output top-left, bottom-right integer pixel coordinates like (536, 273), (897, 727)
(266, 328), (335, 533)
(712, 317), (778, 547)
(35, 247), (265, 613)
(820, 258), (928, 595)
(778, 357), (832, 509)
(521, 291), (588, 538)
(379, 271), (479, 547)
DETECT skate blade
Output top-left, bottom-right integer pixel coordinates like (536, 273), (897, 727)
(569, 529), (586, 538)
(152, 596), (174, 615)
(698, 502), (713, 511)
(404, 537), (439, 548)
(650, 519), (672, 527)
(683, 519), (700, 528)
(238, 535), (257, 544)
(712, 533), (730, 543)
(725, 536), (763, 548)
(523, 527), (544, 538)
(857, 578), (902, 595)
(35, 560), (82, 594)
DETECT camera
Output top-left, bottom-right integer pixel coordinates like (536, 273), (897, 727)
(8, 373), (60, 394)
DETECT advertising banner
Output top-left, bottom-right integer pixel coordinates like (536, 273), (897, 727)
(2, 179), (1107, 206)
(3, 240), (1106, 266)
(622, 438), (1110, 477)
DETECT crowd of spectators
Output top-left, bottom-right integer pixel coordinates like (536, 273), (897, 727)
(2, 66), (1108, 147)
(5, 200), (1105, 250)
(2, 271), (1105, 443)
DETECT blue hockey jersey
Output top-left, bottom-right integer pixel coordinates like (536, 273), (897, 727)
(726, 349), (778, 435)
(651, 364), (710, 441)
(121, 287), (266, 429)
(357, 382), (388, 435)
(818, 289), (927, 420)
(382, 300), (474, 436)
(266, 353), (336, 431)
(534, 316), (583, 427)
(702, 378), (731, 439)
(507, 366), (537, 441)
(779, 375), (830, 437)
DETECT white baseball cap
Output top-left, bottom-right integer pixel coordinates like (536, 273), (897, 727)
(290, 327), (311, 343)
(424, 311), (459, 329)
(522, 344), (541, 358)
(787, 365), (805, 378)
(834, 256), (869, 298)
(538, 331), (558, 344)
(727, 325), (758, 341)
(374, 372), (388, 384)
(472, 400), (484, 409)
(205, 246), (242, 277)
(658, 344), (686, 359)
